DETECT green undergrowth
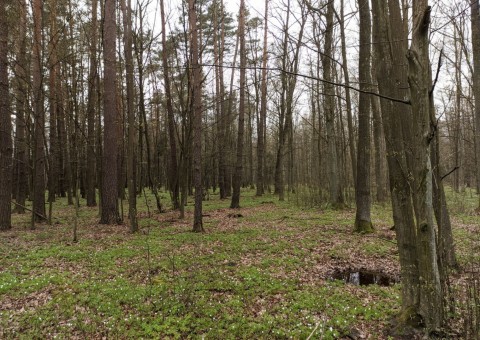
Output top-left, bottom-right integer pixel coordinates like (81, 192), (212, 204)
(0, 188), (477, 338)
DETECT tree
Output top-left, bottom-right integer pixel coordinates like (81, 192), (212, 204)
(86, 0), (98, 207)
(189, 0), (204, 232)
(122, 0), (137, 232)
(100, 0), (119, 224)
(354, 0), (373, 233)
(13, 0), (28, 214)
(32, 0), (46, 224)
(0, 0), (12, 230)
(472, 0), (480, 205)
(160, 0), (180, 211)
(256, 0), (268, 197)
(323, 0), (343, 209)
(408, 1), (446, 331)
(230, 0), (246, 209)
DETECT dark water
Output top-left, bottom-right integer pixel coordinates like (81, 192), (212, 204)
(331, 270), (397, 286)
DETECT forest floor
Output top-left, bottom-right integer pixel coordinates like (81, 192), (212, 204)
(0, 188), (479, 339)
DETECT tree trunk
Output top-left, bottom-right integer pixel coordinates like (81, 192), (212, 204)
(256, 0), (268, 197)
(13, 0), (28, 214)
(407, 3), (443, 330)
(161, 0), (179, 210)
(230, 0), (246, 209)
(471, 0), (480, 204)
(121, 0), (137, 232)
(323, 1), (343, 209)
(354, 0), (373, 233)
(100, 0), (119, 224)
(372, 0), (421, 330)
(339, 0), (356, 187)
(189, 0), (204, 232)
(32, 0), (46, 223)
(86, 0), (98, 207)
(0, 0), (12, 230)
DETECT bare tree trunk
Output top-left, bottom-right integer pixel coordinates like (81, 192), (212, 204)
(13, 0), (28, 214)
(0, 0), (12, 230)
(160, 0), (179, 210)
(407, 2), (443, 331)
(323, 1), (343, 209)
(189, 0), (204, 232)
(338, 0), (356, 187)
(354, 0), (373, 233)
(121, 0), (137, 232)
(32, 0), (46, 224)
(256, 0), (268, 197)
(100, 0), (119, 224)
(471, 0), (480, 204)
(86, 0), (98, 207)
(48, 0), (58, 206)
(372, 0), (420, 329)
(371, 62), (388, 203)
(231, 0), (246, 209)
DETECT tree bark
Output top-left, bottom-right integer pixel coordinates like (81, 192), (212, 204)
(86, 0), (98, 207)
(32, 0), (46, 224)
(471, 0), (480, 203)
(372, 0), (421, 329)
(13, 0), (28, 214)
(122, 0), (137, 232)
(407, 3), (443, 331)
(230, 0), (246, 209)
(189, 0), (204, 232)
(256, 0), (269, 197)
(0, 0), (12, 230)
(100, 0), (119, 224)
(354, 0), (373, 233)
(323, 1), (343, 209)
(160, 0), (180, 210)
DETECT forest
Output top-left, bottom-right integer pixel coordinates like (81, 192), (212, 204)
(0, 0), (479, 338)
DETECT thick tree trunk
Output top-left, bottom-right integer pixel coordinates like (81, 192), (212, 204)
(372, 0), (421, 330)
(354, 0), (373, 233)
(407, 3), (443, 331)
(100, 0), (119, 224)
(0, 0), (12, 230)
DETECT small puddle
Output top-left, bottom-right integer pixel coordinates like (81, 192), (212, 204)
(331, 270), (397, 286)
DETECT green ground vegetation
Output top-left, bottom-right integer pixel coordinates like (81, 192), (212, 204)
(0, 188), (478, 338)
